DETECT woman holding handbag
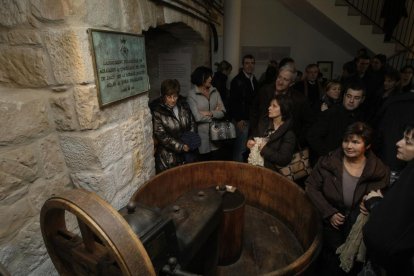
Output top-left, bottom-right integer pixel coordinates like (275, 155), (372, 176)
(246, 94), (296, 170)
(187, 66), (226, 161)
(305, 122), (390, 275)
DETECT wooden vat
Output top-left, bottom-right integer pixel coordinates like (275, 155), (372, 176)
(130, 161), (322, 275)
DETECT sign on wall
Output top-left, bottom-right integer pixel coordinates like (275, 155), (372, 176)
(88, 29), (150, 107)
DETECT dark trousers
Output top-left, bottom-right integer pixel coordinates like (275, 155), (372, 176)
(315, 224), (362, 276)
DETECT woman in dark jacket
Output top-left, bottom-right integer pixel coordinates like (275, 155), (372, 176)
(247, 94), (296, 171)
(152, 79), (197, 173)
(305, 122), (390, 275)
(363, 125), (414, 275)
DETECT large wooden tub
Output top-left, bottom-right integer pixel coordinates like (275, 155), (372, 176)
(131, 161), (322, 275)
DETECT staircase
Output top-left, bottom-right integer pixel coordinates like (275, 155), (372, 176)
(280, 0), (414, 69)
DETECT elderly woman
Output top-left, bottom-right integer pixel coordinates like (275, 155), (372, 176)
(305, 122), (390, 275)
(152, 79), (197, 173)
(246, 94), (296, 170)
(187, 66), (226, 161)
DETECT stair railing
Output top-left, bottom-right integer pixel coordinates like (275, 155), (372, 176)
(344, 0), (414, 69)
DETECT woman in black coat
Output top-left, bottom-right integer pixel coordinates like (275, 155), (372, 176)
(246, 94), (296, 171)
(152, 79), (197, 173)
(363, 125), (414, 275)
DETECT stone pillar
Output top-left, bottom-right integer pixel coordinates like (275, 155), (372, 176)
(224, 0), (242, 81)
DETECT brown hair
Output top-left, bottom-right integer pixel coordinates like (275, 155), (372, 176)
(343, 121), (373, 147)
(161, 79), (180, 97)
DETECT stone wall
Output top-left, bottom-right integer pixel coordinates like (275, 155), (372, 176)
(0, 0), (213, 275)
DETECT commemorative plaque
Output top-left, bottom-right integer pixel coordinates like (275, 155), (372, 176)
(88, 29), (150, 107)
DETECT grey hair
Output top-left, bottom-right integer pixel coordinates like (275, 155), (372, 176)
(278, 65), (297, 83)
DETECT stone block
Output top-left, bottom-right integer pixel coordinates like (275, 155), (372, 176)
(0, 196), (35, 243)
(114, 154), (134, 189)
(71, 169), (116, 203)
(7, 30), (42, 45)
(121, 0), (144, 33)
(42, 28), (94, 84)
(37, 134), (69, 179)
(0, 47), (51, 87)
(59, 125), (123, 170)
(30, 258), (58, 276)
(0, 89), (51, 145)
(119, 117), (143, 152)
(0, 0), (28, 27)
(49, 92), (79, 131)
(111, 184), (136, 210)
(0, 218), (49, 275)
(85, 0), (121, 29)
(101, 99), (134, 125)
(30, 0), (68, 21)
(0, 143), (38, 186)
(28, 175), (72, 211)
(0, 171), (24, 202)
(74, 86), (151, 131)
(73, 85), (104, 130)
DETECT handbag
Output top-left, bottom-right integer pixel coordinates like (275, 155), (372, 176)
(276, 147), (312, 181)
(210, 120), (236, 141)
(180, 131), (201, 150)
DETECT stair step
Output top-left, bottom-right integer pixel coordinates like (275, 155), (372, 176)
(360, 16), (371, 25)
(348, 6), (360, 16)
(372, 25), (383, 34)
(335, 0), (348, 6)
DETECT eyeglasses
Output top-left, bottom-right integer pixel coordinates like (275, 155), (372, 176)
(166, 95), (179, 100)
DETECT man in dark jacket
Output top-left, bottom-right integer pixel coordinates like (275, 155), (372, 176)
(293, 63), (324, 114)
(229, 54), (258, 162)
(307, 83), (365, 163)
(363, 125), (414, 275)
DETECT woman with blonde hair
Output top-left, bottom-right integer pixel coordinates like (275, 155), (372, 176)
(320, 80), (342, 112)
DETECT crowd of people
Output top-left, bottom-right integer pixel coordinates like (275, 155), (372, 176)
(149, 51), (414, 275)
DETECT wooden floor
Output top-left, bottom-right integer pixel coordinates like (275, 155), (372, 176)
(217, 205), (304, 276)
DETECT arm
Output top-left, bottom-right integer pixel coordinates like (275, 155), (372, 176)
(187, 95), (212, 123)
(211, 89), (226, 119)
(153, 112), (185, 152)
(305, 160), (340, 220)
(261, 131), (296, 166)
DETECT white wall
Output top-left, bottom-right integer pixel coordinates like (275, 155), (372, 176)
(241, 0), (353, 80)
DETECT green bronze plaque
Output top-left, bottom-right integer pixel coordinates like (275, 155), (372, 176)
(89, 29), (150, 107)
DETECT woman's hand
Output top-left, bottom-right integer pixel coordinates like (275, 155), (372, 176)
(200, 111), (212, 117)
(330, 213), (345, 229)
(258, 141), (267, 151)
(361, 189), (384, 213)
(236, 120), (246, 131)
(366, 189), (383, 200)
(321, 103), (328, 111)
(359, 199), (369, 216)
(183, 144), (190, 152)
(215, 103), (223, 111)
(246, 139), (255, 149)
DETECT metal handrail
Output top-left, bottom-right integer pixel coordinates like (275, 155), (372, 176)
(344, 0), (414, 69)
